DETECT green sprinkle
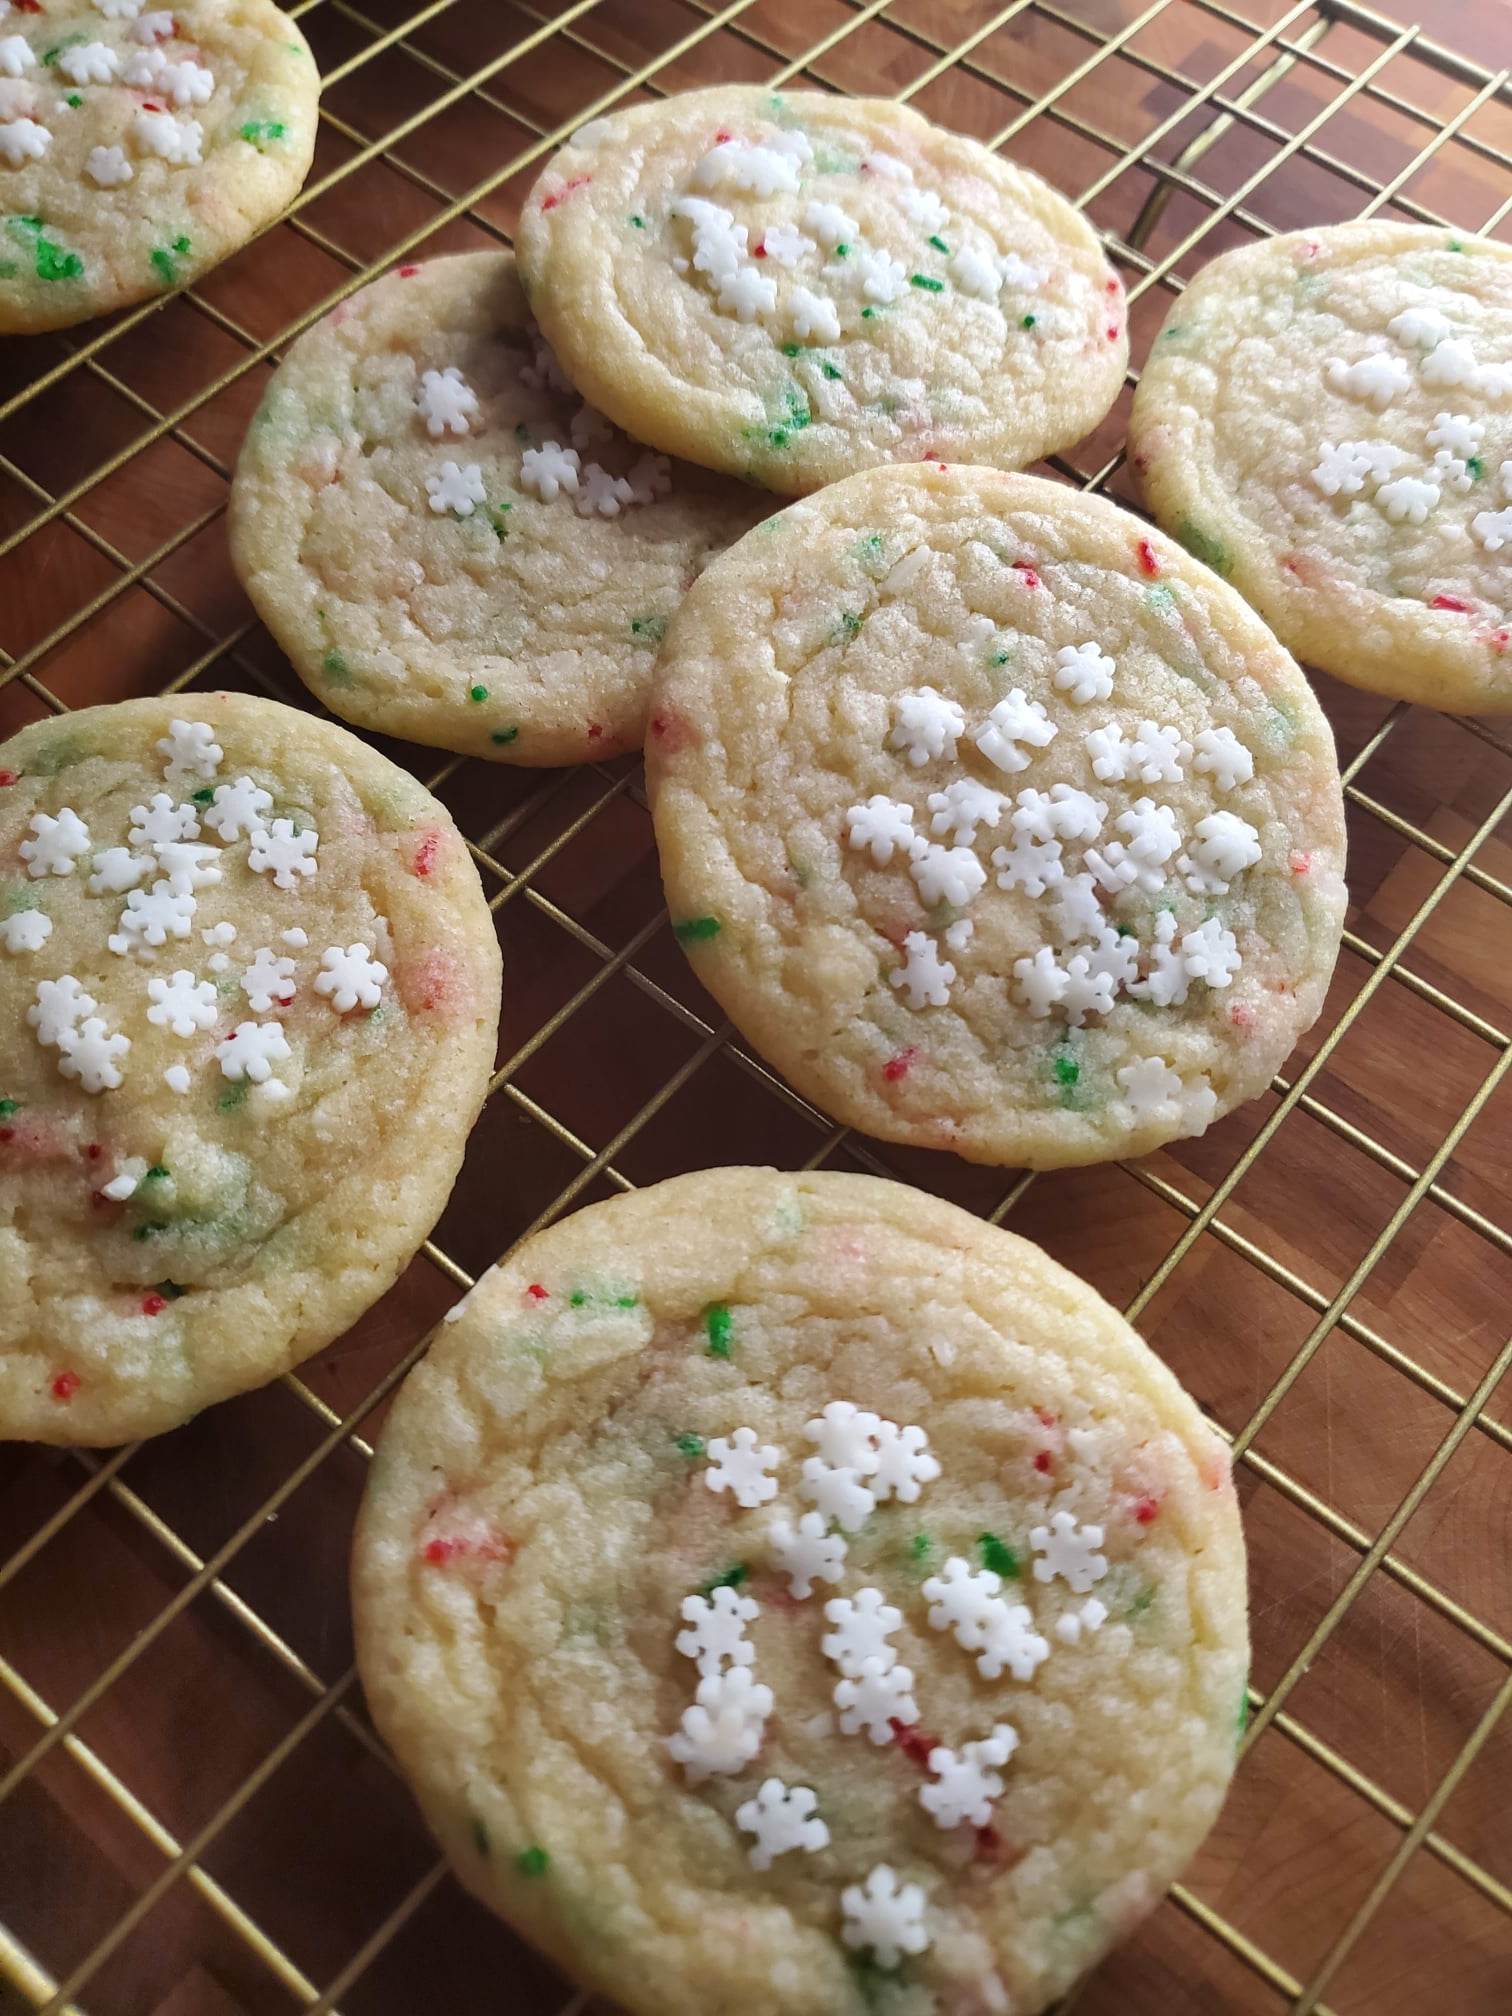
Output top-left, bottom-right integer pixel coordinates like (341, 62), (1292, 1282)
(630, 614), (667, 644)
(673, 915), (721, 945)
(927, 234), (950, 254)
(1053, 1054), (1079, 1088)
(630, 213), (645, 228)
(675, 1432), (705, 1459)
(614, 1293), (637, 1308)
(704, 1302), (733, 1357)
(471, 1817), (490, 1857)
(1175, 516), (1231, 577)
(569, 1289), (588, 1307)
(1447, 236), (1465, 252)
(218, 1080), (250, 1112)
(490, 726), (519, 745)
(240, 119), (289, 147)
(488, 505), (511, 539)
(1145, 583), (1176, 611)
(769, 427), (788, 447)
(7, 214), (84, 284)
(978, 1532), (1020, 1578)
(861, 305), (878, 319)
(1467, 456), (1485, 481)
(321, 648), (350, 682)
(833, 243), (849, 258)
(66, 94), (82, 109)
(173, 236), (190, 254)
(1127, 1583), (1156, 1618)
(149, 246), (179, 286)
(700, 1562), (748, 1595)
(132, 1222), (167, 1242)
(0, 1099), (17, 1118)
(831, 610), (862, 643)
(820, 359), (843, 380)
(910, 274), (944, 292)
(191, 786), (215, 805)
(910, 1532), (932, 1561)
(1021, 312), (1036, 328)
(468, 683), (489, 703)
(516, 1845), (549, 1878)
(144, 1165), (169, 1182)
(781, 341), (802, 357)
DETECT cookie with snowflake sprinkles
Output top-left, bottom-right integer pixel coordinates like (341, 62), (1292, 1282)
(229, 252), (770, 766)
(0, 0), (318, 336)
(515, 87), (1128, 496)
(0, 694), (500, 1444)
(646, 465), (1346, 1168)
(1128, 222), (1512, 715)
(352, 1168), (1248, 2016)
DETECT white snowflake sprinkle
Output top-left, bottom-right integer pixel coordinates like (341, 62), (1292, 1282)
(897, 185), (948, 233)
(216, 1020), (291, 1084)
(927, 778), (1005, 846)
(202, 921), (236, 948)
(1325, 352), (1409, 407)
(28, 975), (96, 1048)
(856, 247), (907, 303)
(948, 246), (1000, 301)
(132, 107), (202, 165)
(156, 719), (221, 786)
(919, 1726), (1019, 1830)
(802, 199), (857, 250)
(157, 60), (213, 109)
(573, 462), (636, 517)
(1310, 439), (1404, 498)
(85, 143), (132, 187)
(0, 909), (51, 953)
(163, 1063), (191, 1094)
(1053, 641), (1116, 704)
(312, 941), (385, 1013)
(241, 947), (297, 1013)
(1013, 783), (1106, 843)
(835, 1657), (919, 1743)
(999, 251), (1047, 291)
(146, 968), (217, 1037)
(992, 830), (1064, 899)
(676, 1584), (758, 1676)
(666, 1667), (773, 1782)
(704, 1426), (782, 1509)
(57, 40), (118, 85)
(56, 1016), (130, 1093)
(1054, 1596), (1109, 1644)
(1128, 911), (1184, 1007)
(1471, 505), (1512, 552)
(862, 150), (911, 181)
(822, 1587), (902, 1676)
(1116, 1052), (1181, 1116)
(766, 1510), (847, 1599)
(153, 839), (221, 893)
(1049, 870), (1104, 945)
(716, 264), (776, 321)
(568, 402), (615, 452)
(845, 794), (920, 866)
(734, 1779), (829, 1870)
(0, 37), (34, 78)
(1085, 722), (1130, 782)
(789, 284), (841, 344)
(804, 1400), (881, 1475)
(1185, 809), (1261, 891)
(1114, 797), (1183, 882)
(128, 794), (198, 849)
(0, 119), (50, 167)
(248, 819), (318, 889)
(1030, 1508), (1108, 1592)
(1014, 944), (1068, 1018)
(976, 1600), (1051, 1682)
(841, 1866), (930, 1968)
(93, 0), (146, 16)
(869, 1421), (939, 1503)
(922, 1556), (1005, 1648)
(111, 879), (195, 953)
(975, 689), (1057, 774)
(427, 459), (488, 515)
(281, 926), (308, 950)
(21, 809), (91, 877)
(1127, 720), (1190, 784)
(1387, 303), (1451, 348)
(1433, 449), (1474, 495)
(1058, 952), (1116, 1027)
(99, 1154), (147, 1201)
(624, 452), (672, 504)
(1181, 914), (1240, 988)
(890, 687), (965, 766)
(910, 842), (987, 908)
(760, 224), (814, 267)
(1192, 726), (1253, 792)
(889, 930), (955, 1009)
(693, 138), (801, 197)
(416, 366), (479, 438)
(801, 1455), (875, 1533)
(203, 775), (272, 843)
(1420, 337), (1478, 389)
(1426, 411), (1482, 459)
(1376, 474), (1440, 524)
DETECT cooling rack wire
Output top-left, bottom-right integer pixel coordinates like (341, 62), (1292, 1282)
(0, 0), (1509, 2011)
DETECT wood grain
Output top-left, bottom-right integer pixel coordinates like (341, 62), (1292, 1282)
(1, 4), (1509, 2014)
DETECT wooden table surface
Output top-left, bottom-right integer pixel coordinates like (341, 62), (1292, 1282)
(1, 4), (1509, 2014)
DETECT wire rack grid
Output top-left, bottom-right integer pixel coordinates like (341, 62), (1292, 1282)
(0, 1), (1509, 2012)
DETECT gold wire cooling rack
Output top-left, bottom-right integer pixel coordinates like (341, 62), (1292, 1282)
(1, 2), (1510, 2012)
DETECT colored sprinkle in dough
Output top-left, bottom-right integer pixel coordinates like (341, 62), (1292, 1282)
(909, 273), (944, 292)
(978, 1532), (1019, 1578)
(1175, 517), (1231, 577)
(412, 831), (441, 879)
(630, 614), (668, 644)
(1022, 313), (1036, 328)
(1467, 456), (1485, 481)
(321, 648), (350, 681)
(1131, 1495), (1160, 1525)
(881, 1045), (918, 1083)
(51, 1370), (80, 1402)
(490, 726), (519, 745)
(516, 1845), (550, 1877)
(700, 1561), (749, 1595)
(927, 234), (949, 254)
(7, 215), (84, 284)
(218, 1079), (249, 1112)
(66, 93), (82, 108)
(240, 119), (288, 147)
(149, 235), (192, 285)
(673, 914), (721, 944)
(0, 1099), (17, 1118)
(1430, 592), (1472, 613)
(141, 1292), (168, 1316)
(1136, 537), (1160, 577)
(468, 684), (489, 703)
(471, 1817), (490, 1857)
(1053, 1052), (1079, 1088)
(525, 1282), (549, 1301)
(1034, 1449), (1053, 1474)
(630, 213), (645, 228)
(704, 1301), (733, 1357)
(910, 1533), (933, 1562)
(675, 1433), (706, 1458)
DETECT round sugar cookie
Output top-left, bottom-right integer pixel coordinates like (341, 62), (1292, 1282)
(1128, 222), (1512, 715)
(0, 693), (500, 1445)
(352, 1167), (1248, 2016)
(516, 87), (1128, 496)
(646, 466), (1346, 1168)
(230, 252), (771, 765)
(0, 0), (318, 336)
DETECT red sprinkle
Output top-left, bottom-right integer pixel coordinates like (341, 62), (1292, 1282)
(714, 129), (732, 144)
(0, 769), (17, 786)
(1289, 850), (1312, 874)
(890, 1719), (940, 1770)
(752, 240), (767, 258)
(1132, 1495), (1160, 1525)
(14, 1), (43, 11)
(974, 1824), (1021, 1867)
(85, 1142), (102, 1161)
(1106, 324), (1119, 341)
(1037, 1408), (1057, 1428)
(51, 1371), (80, 1402)
(1229, 1002), (1255, 1029)
(1136, 537), (1159, 577)
(424, 1530), (517, 1567)
(141, 1292), (168, 1317)
(526, 1283), (549, 1302)
(882, 1045), (918, 1084)
(411, 829), (441, 879)
(1488, 626), (1512, 652)
(649, 710), (693, 753)
(1430, 592), (1472, 613)
(398, 263), (420, 278)
(586, 722), (604, 740)
(1105, 276), (1120, 293)
(142, 99), (162, 111)
(1034, 1449), (1053, 1475)
(541, 173), (592, 212)
(1013, 561), (1041, 589)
